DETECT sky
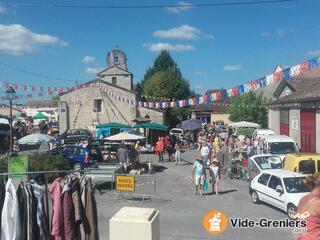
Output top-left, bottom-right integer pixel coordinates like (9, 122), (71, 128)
(0, 0), (320, 101)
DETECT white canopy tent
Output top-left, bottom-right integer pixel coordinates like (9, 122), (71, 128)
(229, 121), (261, 128)
(106, 132), (146, 141)
(18, 134), (53, 145)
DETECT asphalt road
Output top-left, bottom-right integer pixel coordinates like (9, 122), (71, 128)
(96, 150), (296, 240)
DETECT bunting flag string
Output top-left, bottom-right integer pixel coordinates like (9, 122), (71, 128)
(1, 56), (319, 108)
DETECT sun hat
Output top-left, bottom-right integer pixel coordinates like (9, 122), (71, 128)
(212, 158), (220, 163)
(196, 155), (204, 161)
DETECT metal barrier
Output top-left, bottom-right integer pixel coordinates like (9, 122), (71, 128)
(114, 174), (156, 203)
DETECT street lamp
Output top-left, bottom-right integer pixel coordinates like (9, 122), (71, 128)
(6, 86), (16, 154)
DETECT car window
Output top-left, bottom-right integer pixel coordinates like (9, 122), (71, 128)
(268, 175), (282, 190)
(63, 147), (75, 154)
(299, 160), (315, 174)
(269, 142), (297, 154)
(75, 147), (85, 155)
(257, 173), (271, 186)
(255, 156), (282, 170)
(283, 177), (309, 193)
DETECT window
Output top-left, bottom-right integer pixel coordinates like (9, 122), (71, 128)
(94, 99), (102, 113)
(75, 147), (84, 155)
(283, 177), (309, 193)
(112, 77), (117, 85)
(269, 142), (297, 154)
(114, 56), (119, 65)
(268, 175), (282, 190)
(257, 173), (271, 186)
(317, 160), (320, 173)
(299, 160), (315, 174)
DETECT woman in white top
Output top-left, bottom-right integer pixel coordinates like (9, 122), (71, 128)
(209, 158), (220, 195)
(200, 142), (210, 166)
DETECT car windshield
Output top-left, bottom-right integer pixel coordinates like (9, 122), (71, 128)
(171, 130), (182, 134)
(255, 156), (282, 170)
(269, 142), (297, 154)
(283, 177), (309, 193)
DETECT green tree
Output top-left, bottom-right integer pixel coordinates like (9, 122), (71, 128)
(141, 50), (179, 90)
(141, 51), (194, 127)
(228, 92), (268, 127)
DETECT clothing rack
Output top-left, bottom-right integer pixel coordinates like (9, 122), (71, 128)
(1, 169), (86, 235)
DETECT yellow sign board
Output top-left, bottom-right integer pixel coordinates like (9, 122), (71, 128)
(116, 175), (135, 192)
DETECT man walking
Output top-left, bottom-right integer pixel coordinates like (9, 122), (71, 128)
(192, 155), (207, 196)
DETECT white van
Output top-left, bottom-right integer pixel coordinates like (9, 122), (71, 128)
(257, 135), (299, 160)
(252, 129), (275, 148)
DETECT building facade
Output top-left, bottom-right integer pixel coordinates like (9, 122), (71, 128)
(59, 48), (164, 133)
(268, 70), (320, 153)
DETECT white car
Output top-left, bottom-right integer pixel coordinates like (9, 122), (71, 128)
(169, 128), (185, 140)
(249, 169), (309, 219)
(248, 154), (283, 180)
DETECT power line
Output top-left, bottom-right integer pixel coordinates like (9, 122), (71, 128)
(0, 61), (78, 83)
(0, 0), (302, 9)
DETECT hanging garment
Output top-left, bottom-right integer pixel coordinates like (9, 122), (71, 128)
(1, 178), (21, 240)
(28, 179), (49, 240)
(85, 178), (99, 240)
(0, 181), (6, 238)
(62, 178), (75, 240)
(26, 184), (39, 240)
(72, 179), (89, 240)
(17, 184), (28, 240)
(50, 177), (64, 240)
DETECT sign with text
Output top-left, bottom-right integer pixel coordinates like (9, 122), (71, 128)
(8, 156), (28, 180)
(116, 175), (135, 192)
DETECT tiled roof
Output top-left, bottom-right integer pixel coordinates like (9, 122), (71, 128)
(270, 70), (320, 105)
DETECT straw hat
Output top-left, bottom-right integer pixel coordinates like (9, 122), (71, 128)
(196, 155), (204, 161)
(212, 158), (220, 163)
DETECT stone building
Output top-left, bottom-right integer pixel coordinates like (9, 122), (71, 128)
(192, 89), (230, 125)
(59, 48), (164, 133)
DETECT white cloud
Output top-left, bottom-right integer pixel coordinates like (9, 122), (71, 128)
(307, 50), (320, 56)
(195, 85), (203, 90)
(276, 29), (285, 38)
(0, 24), (68, 55)
(166, 1), (193, 14)
(261, 32), (272, 37)
(143, 43), (195, 52)
(0, 4), (6, 14)
(85, 67), (104, 75)
(153, 25), (214, 40)
(194, 71), (206, 76)
(223, 64), (242, 71)
(82, 56), (96, 64)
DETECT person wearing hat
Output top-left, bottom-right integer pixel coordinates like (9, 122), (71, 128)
(192, 155), (207, 196)
(209, 157), (220, 195)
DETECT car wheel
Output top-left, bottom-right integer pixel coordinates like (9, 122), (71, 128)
(251, 190), (260, 204)
(287, 204), (297, 219)
(73, 163), (82, 171)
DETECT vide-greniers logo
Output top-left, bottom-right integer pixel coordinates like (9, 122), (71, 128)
(203, 210), (228, 235)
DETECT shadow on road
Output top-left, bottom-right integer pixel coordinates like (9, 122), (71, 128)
(203, 189), (238, 196)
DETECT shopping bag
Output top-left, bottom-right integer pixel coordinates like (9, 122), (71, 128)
(203, 179), (208, 192)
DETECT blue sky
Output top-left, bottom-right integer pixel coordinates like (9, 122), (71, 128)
(0, 0), (319, 100)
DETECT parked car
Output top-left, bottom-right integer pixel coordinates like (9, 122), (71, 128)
(62, 145), (94, 170)
(251, 129), (275, 149)
(248, 154), (283, 180)
(257, 135), (300, 160)
(283, 154), (320, 175)
(249, 169), (309, 219)
(60, 129), (93, 145)
(169, 128), (185, 140)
